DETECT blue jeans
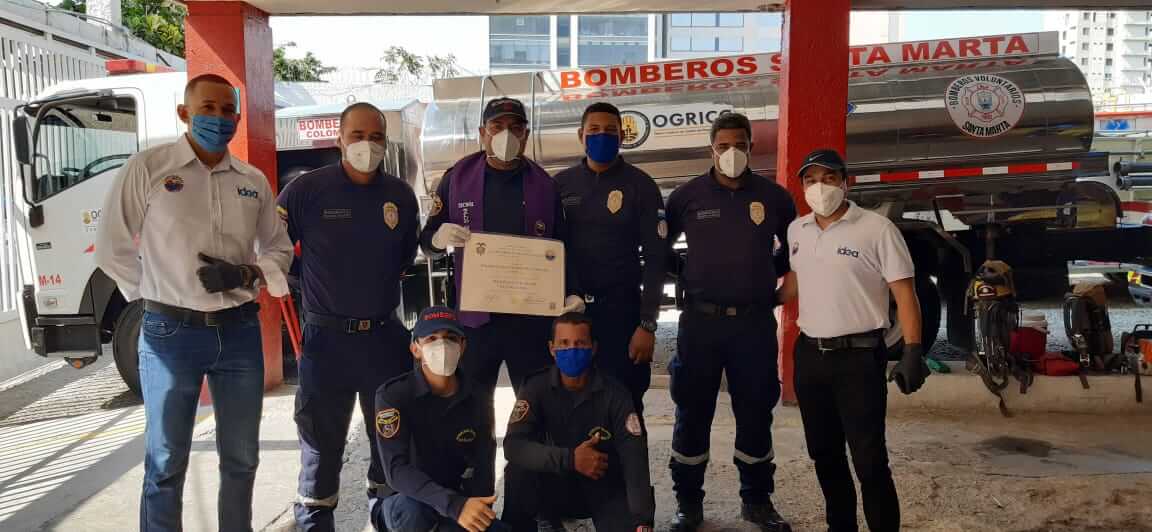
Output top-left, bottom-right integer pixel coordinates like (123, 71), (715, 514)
(371, 494), (512, 532)
(138, 309), (265, 532)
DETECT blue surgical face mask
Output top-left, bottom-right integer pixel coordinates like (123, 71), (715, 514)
(554, 347), (593, 377)
(584, 133), (620, 165)
(190, 114), (238, 153)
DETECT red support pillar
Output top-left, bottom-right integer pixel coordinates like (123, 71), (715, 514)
(185, 1), (283, 390)
(776, 0), (850, 404)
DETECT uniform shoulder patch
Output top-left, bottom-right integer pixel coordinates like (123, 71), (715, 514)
(429, 194), (443, 217)
(625, 413), (643, 437)
(510, 399), (530, 424)
(383, 202), (399, 230)
(375, 408), (400, 439)
(588, 426), (612, 441)
(456, 428), (477, 443)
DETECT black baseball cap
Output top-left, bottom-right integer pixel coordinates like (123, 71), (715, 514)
(797, 149), (847, 177)
(412, 306), (466, 339)
(482, 97), (528, 124)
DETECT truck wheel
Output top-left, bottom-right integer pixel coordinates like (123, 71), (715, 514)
(112, 300), (144, 397)
(886, 275), (942, 360)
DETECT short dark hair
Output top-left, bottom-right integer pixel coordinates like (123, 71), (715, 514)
(581, 102), (622, 129)
(552, 312), (594, 340)
(339, 102), (387, 132)
(184, 73), (235, 102)
(709, 112), (752, 144)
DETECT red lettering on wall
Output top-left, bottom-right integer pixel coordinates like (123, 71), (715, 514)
(686, 61), (708, 80)
(902, 43), (930, 62)
(849, 47), (866, 66)
(610, 67), (637, 86)
(983, 35), (1005, 55)
(932, 41), (957, 60)
(736, 56), (758, 75)
(639, 64), (661, 83)
(959, 38), (981, 57)
(711, 59), (734, 77)
(664, 62), (684, 81)
(560, 71), (581, 89)
(1005, 35), (1029, 54)
(866, 47), (891, 65)
(586, 69), (607, 87)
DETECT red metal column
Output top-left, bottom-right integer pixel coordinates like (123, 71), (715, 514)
(775, 0), (850, 404)
(185, 1), (282, 390)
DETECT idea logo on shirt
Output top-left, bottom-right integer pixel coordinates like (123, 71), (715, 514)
(837, 246), (861, 258)
(237, 187), (259, 199)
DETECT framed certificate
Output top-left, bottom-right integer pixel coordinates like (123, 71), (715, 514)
(458, 232), (566, 317)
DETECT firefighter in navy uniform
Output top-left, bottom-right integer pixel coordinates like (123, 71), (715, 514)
(276, 103), (420, 531)
(504, 313), (655, 532)
(664, 113), (796, 532)
(372, 307), (511, 532)
(554, 102), (667, 418)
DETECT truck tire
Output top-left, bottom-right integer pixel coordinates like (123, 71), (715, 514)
(886, 275), (942, 360)
(112, 300), (144, 397)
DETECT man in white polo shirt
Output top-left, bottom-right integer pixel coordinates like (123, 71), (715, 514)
(778, 148), (928, 532)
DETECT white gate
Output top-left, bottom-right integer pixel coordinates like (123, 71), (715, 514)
(0, 0), (183, 313)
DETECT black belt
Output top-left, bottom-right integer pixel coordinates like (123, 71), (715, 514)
(143, 300), (259, 327)
(304, 311), (395, 334)
(685, 299), (763, 317)
(803, 331), (883, 351)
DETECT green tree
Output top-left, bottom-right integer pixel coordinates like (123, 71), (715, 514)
(376, 46), (460, 84)
(274, 42), (336, 82)
(57, 0), (186, 57)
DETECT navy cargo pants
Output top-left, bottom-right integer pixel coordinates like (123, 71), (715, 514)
(294, 318), (411, 531)
(585, 291), (651, 417)
(668, 307), (781, 505)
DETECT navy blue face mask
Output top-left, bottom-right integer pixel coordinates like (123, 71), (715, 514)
(584, 133), (620, 165)
(554, 347), (594, 377)
(190, 114), (238, 153)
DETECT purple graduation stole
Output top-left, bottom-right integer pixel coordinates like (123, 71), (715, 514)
(448, 151), (557, 327)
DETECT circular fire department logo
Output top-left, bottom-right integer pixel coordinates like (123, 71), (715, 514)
(620, 110), (651, 150)
(945, 74), (1025, 138)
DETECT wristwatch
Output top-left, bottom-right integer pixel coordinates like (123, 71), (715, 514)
(639, 319), (658, 333)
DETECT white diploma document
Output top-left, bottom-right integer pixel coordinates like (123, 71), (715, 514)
(458, 232), (566, 317)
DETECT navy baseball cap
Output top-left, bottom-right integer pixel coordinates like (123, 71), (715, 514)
(412, 306), (466, 339)
(482, 97), (528, 124)
(797, 149), (847, 177)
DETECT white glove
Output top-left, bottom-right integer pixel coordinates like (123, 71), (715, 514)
(432, 223), (471, 250)
(562, 295), (586, 314)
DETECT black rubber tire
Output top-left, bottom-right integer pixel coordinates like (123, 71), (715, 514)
(887, 275), (942, 360)
(112, 300), (144, 397)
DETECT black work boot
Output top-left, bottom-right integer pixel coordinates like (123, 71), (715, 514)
(741, 500), (793, 532)
(670, 501), (704, 532)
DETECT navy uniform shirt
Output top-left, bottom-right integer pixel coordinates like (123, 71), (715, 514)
(374, 367), (496, 520)
(665, 169), (796, 306)
(276, 163), (419, 318)
(555, 158), (668, 321)
(504, 367), (655, 527)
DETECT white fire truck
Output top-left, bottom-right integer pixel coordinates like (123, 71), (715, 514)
(11, 32), (1152, 393)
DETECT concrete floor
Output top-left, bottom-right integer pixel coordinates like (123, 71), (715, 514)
(2, 365), (1150, 532)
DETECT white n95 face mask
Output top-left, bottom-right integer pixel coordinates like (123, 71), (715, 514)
(489, 129), (521, 162)
(804, 182), (847, 217)
(421, 339), (462, 377)
(345, 140), (386, 173)
(718, 147), (749, 178)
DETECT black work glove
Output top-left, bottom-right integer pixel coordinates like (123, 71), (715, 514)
(196, 253), (253, 294)
(889, 343), (930, 395)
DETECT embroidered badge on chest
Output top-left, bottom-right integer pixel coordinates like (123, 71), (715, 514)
(510, 400), (530, 423)
(429, 194), (443, 217)
(383, 202), (399, 230)
(534, 220), (547, 236)
(456, 428), (477, 443)
(750, 201), (766, 226)
(607, 190), (624, 214)
(163, 175), (184, 192)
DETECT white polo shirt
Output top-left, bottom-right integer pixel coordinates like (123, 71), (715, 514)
(96, 135), (292, 312)
(787, 201), (914, 338)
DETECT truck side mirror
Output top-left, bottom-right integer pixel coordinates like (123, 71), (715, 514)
(13, 115), (30, 165)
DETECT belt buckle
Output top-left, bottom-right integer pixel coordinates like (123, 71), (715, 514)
(203, 312), (219, 327)
(724, 306), (738, 317)
(816, 338), (834, 352)
(584, 294), (595, 304)
(357, 320), (372, 332)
